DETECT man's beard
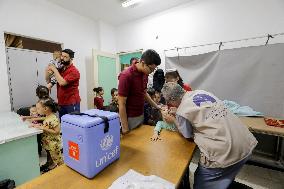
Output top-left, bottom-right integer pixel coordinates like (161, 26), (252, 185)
(61, 60), (70, 66)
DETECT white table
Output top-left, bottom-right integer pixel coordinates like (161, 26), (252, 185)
(0, 112), (42, 186)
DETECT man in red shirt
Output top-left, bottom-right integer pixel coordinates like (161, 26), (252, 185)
(45, 49), (80, 119)
(118, 49), (161, 134)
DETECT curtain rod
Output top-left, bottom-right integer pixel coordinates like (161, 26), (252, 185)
(164, 32), (284, 52)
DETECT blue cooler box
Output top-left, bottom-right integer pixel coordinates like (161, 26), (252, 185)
(61, 109), (120, 178)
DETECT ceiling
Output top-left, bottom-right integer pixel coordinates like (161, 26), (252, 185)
(47, 0), (192, 26)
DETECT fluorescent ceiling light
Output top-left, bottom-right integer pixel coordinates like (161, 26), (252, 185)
(122, 0), (143, 8)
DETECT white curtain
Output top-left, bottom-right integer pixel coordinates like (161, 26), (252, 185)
(166, 43), (284, 118)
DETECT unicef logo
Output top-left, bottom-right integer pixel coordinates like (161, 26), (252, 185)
(193, 94), (216, 107)
(100, 134), (113, 151)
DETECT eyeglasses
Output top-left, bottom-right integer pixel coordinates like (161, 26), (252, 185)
(146, 64), (157, 72)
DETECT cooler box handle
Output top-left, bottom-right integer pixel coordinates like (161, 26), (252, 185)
(69, 112), (109, 133)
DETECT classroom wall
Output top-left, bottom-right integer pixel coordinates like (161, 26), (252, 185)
(1, 0), (283, 112)
(0, 0), (100, 112)
(98, 21), (117, 54)
(116, 0), (284, 70)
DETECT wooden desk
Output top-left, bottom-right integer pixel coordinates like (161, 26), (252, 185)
(240, 117), (284, 137)
(240, 117), (284, 168)
(18, 125), (196, 189)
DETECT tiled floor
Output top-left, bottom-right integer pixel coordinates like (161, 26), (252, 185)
(189, 150), (284, 189)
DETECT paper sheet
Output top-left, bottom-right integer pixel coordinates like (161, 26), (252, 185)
(108, 169), (175, 189)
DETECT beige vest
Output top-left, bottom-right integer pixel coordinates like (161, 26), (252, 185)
(177, 90), (257, 168)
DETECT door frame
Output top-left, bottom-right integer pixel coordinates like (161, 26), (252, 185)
(87, 49), (119, 109)
(92, 49), (120, 87)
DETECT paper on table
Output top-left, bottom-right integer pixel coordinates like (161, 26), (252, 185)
(108, 169), (175, 189)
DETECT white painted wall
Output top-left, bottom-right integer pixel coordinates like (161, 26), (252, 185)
(0, 0), (100, 112)
(116, 0), (284, 70)
(1, 0), (283, 112)
(98, 21), (117, 54)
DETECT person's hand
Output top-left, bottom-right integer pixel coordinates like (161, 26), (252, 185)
(151, 132), (161, 141)
(26, 119), (33, 123)
(30, 124), (43, 130)
(48, 64), (57, 73)
(156, 104), (162, 111)
(47, 83), (53, 93)
(45, 66), (53, 77)
(121, 127), (130, 135)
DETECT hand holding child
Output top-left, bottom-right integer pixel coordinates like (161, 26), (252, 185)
(48, 64), (57, 71)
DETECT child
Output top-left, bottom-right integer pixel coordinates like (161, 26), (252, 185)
(93, 87), (104, 110)
(110, 88), (118, 106)
(151, 106), (177, 141)
(165, 68), (192, 91)
(46, 51), (62, 91)
(36, 85), (50, 99)
(22, 85), (49, 132)
(109, 88), (119, 112)
(30, 97), (63, 172)
(144, 88), (163, 126)
(21, 105), (45, 124)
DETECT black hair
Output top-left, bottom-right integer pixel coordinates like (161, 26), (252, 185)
(147, 88), (156, 97)
(165, 70), (184, 87)
(111, 88), (118, 95)
(62, 49), (75, 59)
(93, 87), (103, 94)
(153, 69), (165, 92)
(38, 97), (58, 113)
(130, 57), (139, 64)
(36, 85), (49, 99)
(140, 49), (161, 66)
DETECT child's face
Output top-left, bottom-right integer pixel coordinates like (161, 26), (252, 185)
(36, 102), (47, 116)
(112, 91), (118, 101)
(165, 76), (179, 83)
(154, 92), (161, 104)
(30, 107), (38, 116)
(53, 51), (61, 61)
(150, 94), (157, 103)
(161, 105), (169, 120)
(161, 105), (168, 113)
(99, 90), (104, 96)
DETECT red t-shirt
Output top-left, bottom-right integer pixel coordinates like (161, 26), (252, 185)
(118, 64), (148, 117)
(94, 96), (104, 110)
(57, 64), (81, 106)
